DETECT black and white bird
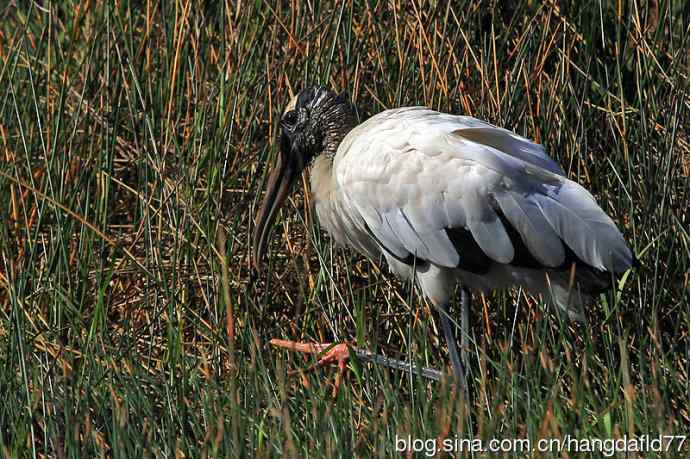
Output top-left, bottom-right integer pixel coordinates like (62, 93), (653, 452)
(252, 86), (636, 392)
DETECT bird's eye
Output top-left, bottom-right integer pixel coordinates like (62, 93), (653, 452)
(282, 110), (297, 128)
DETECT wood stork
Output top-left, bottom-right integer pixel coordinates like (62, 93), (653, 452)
(252, 86), (636, 392)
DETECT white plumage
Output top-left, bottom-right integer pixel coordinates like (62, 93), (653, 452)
(311, 106), (633, 318)
(253, 87), (635, 388)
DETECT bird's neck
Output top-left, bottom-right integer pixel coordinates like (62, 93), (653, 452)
(308, 127), (346, 225)
(321, 131), (341, 158)
(309, 154), (336, 224)
(309, 123), (349, 200)
(320, 114), (357, 161)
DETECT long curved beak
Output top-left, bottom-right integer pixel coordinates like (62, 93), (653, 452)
(252, 149), (297, 271)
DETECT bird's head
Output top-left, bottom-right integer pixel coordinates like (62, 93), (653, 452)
(252, 86), (357, 271)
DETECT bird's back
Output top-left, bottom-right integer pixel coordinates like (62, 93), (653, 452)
(337, 107), (565, 176)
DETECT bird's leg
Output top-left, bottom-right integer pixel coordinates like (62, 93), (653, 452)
(268, 339), (351, 371)
(439, 302), (468, 398)
(269, 338), (445, 395)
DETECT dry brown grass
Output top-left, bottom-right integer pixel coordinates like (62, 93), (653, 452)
(0, 0), (688, 456)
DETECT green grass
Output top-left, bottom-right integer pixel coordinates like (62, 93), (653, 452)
(0, 0), (688, 457)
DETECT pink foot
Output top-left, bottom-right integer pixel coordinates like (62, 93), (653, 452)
(269, 339), (352, 396)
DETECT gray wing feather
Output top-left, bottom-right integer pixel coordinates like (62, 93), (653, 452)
(367, 207), (408, 260)
(495, 191), (565, 267)
(467, 218), (515, 263)
(533, 181), (633, 272)
(464, 191), (515, 263)
(384, 208), (459, 266)
(453, 127), (565, 176)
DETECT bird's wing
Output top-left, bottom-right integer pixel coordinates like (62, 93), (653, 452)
(335, 108), (633, 273)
